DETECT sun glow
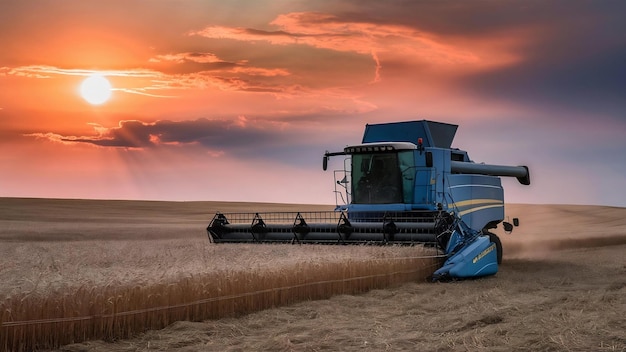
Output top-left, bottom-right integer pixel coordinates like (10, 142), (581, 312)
(80, 74), (112, 105)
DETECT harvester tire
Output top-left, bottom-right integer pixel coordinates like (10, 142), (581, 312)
(487, 232), (503, 265)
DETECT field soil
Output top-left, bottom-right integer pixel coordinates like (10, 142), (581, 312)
(1, 199), (624, 351)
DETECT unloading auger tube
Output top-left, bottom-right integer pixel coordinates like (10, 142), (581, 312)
(450, 161), (530, 185)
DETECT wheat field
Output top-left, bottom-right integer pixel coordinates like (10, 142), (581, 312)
(0, 198), (441, 351)
(1, 199), (625, 351)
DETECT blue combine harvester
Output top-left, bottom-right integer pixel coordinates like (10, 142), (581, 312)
(208, 120), (530, 280)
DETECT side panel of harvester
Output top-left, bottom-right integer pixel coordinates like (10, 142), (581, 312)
(446, 174), (505, 231)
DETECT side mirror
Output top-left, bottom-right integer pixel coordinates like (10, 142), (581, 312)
(425, 152), (433, 167)
(513, 218), (519, 226)
(322, 155), (328, 171)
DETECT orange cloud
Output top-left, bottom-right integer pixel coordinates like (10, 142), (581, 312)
(229, 66), (290, 77)
(190, 11), (520, 75)
(0, 65), (160, 78)
(149, 52), (226, 64)
(1, 63), (293, 98)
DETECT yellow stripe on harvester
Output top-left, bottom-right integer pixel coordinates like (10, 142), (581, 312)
(450, 198), (503, 208)
(458, 204), (504, 216)
(448, 199), (504, 217)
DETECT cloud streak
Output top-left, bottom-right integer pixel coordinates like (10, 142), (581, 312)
(24, 115), (341, 168)
(1, 62), (295, 98)
(0, 65), (160, 78)
(190, 11), (519, 74)
(27, 118), (282, 151)
(149, 52), (227, 64)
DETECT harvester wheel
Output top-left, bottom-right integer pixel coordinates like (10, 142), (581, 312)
(487, 232), (503, 265)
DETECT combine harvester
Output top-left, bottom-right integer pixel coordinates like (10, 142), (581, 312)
(207, 120), (530, 280)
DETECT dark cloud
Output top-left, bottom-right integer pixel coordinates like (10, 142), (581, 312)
(61, 118), (275, 149)
(244, 28), (296, 37)
(462, 45), (626, 116)
(457, 3), (626, 117)
(48, 118), (328, 166)
(330, 0), (624, 37)
(188, 1), (626, 118)
(329, 0), (626, 117)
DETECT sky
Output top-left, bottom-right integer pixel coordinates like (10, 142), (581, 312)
(1, 0), (625, 207)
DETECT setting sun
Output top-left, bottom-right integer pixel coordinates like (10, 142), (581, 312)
(79, 74), (112, 105)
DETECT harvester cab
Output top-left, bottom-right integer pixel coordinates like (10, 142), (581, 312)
(208, 120), (531, 280)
